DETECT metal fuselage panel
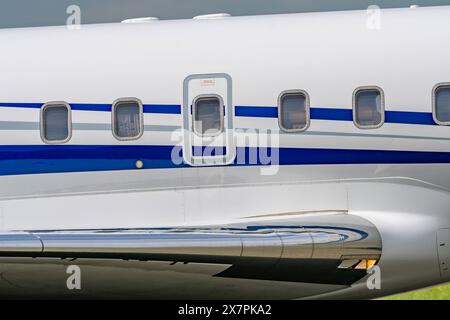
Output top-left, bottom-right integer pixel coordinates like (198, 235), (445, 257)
(0, 7), (449, 299)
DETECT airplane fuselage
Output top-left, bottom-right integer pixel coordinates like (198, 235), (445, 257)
(0, 6), (449, 299)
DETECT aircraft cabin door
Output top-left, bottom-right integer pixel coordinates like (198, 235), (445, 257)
(182, 73), (235, 166)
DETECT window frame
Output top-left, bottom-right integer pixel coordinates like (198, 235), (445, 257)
(40, 101), (72, 144)
(352, 86), (385, 129)
(111, 97), (144, 141)
(432, 83), (450, 126)
(192, 94), (225, 137)
(277, 89), (310, 133)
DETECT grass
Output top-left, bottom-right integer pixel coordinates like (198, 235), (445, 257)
(382, 283), (450, 300)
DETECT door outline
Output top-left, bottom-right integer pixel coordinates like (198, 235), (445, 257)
(182, 73), (235, 166)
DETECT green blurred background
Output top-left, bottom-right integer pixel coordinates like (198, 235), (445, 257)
(382, 283), (450, 300)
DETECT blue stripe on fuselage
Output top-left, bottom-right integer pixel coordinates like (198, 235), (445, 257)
(234, 106), (278, 118)
(0, 103), (181, 114)
(0, 102), (439, 125)
(234, 106), (437, 125)
(384, 110), (435, 125)
(311, 108), (353, 121)
(1, 145), (450, 176)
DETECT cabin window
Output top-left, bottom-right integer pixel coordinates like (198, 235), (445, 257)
(192, 95), (224, 136)
(433, 84), (450, 125)
(41, 102), (71, 143)
(112, 98), (143, 140)
(278, 90), (310, 132)
(353, 87), (384, 128)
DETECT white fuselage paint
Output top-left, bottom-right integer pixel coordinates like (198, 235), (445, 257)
(0, 6), (450, 299)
